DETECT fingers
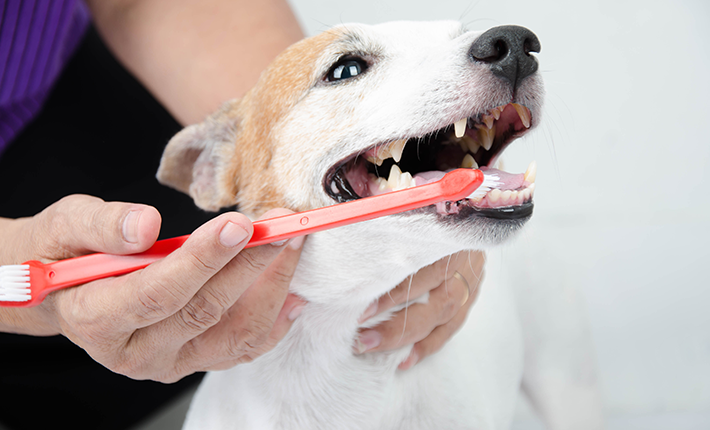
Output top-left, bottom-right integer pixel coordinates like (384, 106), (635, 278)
(361, 252), (463, 321)
(399, 277), (479, 370)
(183, 239), (306, 372)
(355, 273), (471, 354)
(355, 251), (485, 369)
(24, 194), (161, 262)
(119, 211), (256, 329)
(114, 210), (305, 381)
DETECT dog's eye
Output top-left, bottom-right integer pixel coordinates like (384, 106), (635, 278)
(326, 58), (368, 82)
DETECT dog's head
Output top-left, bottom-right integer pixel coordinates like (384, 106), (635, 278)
(158, 21), (543, 253)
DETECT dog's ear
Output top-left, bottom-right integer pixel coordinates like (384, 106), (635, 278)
(157, 100), (241, 212)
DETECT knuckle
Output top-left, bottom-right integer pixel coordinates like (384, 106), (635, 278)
(265, 265), (295, 287)
(134, 279), (179, 322)
(439, 294), (459, 322)
(178, 294), (225, 332)
(238, 251), (270, 276)
(187, 252), (220, 278)
(227, 317), (273, 358)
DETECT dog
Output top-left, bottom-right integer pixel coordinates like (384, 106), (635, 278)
(157, 21), (604, 430)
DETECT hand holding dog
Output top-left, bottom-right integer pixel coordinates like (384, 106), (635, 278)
(355, 251), (484, 370)
(0, 195), (306, 383)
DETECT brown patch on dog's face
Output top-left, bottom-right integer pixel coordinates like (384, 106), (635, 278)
(157, 29), (343, 216)
(219, 30), (344, 216)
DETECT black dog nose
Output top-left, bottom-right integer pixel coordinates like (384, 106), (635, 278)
(469, 25), (541, 89)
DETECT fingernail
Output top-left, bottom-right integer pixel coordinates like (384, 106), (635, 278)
(288, 303), (305, 321)
(358, 301), (378, 323)
(398, 350), (419, 370)
(288, 235), (305, 250)
(122, 210), (142, 243)
(219, 221), (249, 247)
(354, 330), (381, 354)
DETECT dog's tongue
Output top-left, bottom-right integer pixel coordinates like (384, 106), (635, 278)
(414, 168), (524, 191)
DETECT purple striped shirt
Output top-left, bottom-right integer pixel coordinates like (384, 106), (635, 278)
(0, 0), (90, 158)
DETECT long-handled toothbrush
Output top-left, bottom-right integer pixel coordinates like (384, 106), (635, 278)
(0, 169), (499, 307)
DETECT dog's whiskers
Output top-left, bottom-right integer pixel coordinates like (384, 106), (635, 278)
(397, 274), (415, 345)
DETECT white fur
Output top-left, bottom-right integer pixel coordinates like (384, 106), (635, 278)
(168, 21), (604, 430)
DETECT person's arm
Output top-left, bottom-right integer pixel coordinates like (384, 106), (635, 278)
(85, 0), (304, 125)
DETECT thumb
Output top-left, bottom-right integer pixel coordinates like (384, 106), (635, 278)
(25, 195), (162, 261)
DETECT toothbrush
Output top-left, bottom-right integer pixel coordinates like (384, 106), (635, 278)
(0, 169), (499, 307)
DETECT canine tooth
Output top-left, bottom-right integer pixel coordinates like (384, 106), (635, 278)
(478, 126), (495, 151)
(388, 164), (402, 188)
(460, 154), (478, 169)
(389, 139), (406, 163)
(524, 160), (537, 183)
(522, 188), (531, 201)
(482, 115), (495, 129)
(454, 118), (467, 138)
(529, 183), (536, 197)
(512, 103), (531, 128)
(489, 189), (501, 203)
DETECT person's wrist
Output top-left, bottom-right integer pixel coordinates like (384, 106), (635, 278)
(0, 303), (61, 336)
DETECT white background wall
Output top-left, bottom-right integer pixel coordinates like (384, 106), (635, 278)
(285, 0), (709, 428)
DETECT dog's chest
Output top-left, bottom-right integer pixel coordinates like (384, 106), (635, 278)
(183, 250), (524, 430)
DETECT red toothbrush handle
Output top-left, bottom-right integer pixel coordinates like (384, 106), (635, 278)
(246, 168), (483, 247)
(26, 168), (483, 302)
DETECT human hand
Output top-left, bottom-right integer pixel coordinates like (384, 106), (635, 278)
(0, 195), (306, 382)
(354, 251), (484, 370)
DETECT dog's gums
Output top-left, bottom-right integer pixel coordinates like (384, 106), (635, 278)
(325, 102), (536, 217)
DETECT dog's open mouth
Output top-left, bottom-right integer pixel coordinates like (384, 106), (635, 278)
(324, 103), (537, 219)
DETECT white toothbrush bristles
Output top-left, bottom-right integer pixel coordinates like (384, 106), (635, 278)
(467, 173), (501, 200)
(0, 265), (32, 302)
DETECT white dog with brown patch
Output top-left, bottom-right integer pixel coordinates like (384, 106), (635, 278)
(157, 21), (603, 430)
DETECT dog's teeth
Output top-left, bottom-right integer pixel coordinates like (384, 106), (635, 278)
(460, 154), (478, 169)
(522, 188), (531, 201)
(529, 183), (536, 197)
(366, 155), (384, 166)
(398, 171), (415, 190)
(512, 103), (531, 128)
(501, 190), (512, 203)
(389, 139), (406, 163)
(464, 136), (480, 154)
(454, 118), (467, 138)
(510, 190), (519, 203)
(524, 160), (537, 183)
(388, 164), (402, 188)
(459, 140), (469, 152)
(491, 107), (502, 120)
(489, 189), (501, 203)
(482, 115), (495, 129)
(378, 146), (392, 161)
(478, 125), (495, 151)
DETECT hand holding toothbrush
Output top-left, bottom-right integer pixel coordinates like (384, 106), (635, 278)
(0, 191), (486, 381)
(0, 195), (307, 382)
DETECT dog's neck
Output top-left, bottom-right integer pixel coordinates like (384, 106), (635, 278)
(248, 219), (462, 397)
